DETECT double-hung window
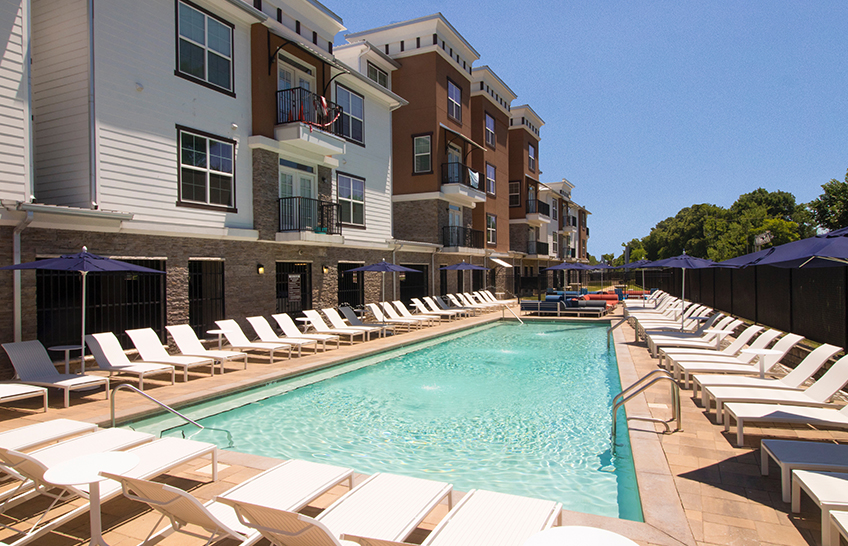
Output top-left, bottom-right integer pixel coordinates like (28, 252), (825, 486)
(177, 1), (233, 93)
(485, 113), (496, 148)
(486, 163), (496, 195)
(447, 79), (461, 122)
(413, 135), (431, 173)
(528, 143), (536, 171)
(367, 62), (388, 88)
(486, 214), (497, 244)
(336, 85), (364, 144)
(338, 173), (365, 226)
(508, 181), (521, 207)
(178, 127), (234, 208)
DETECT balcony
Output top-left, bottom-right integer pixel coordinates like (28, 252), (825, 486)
(527, 241), (549, 256)
(274, 88), (346, 157)
(442, 226), (484, 249)
(440, 163), (486, 207)
(276, 197), (343, 244)
(525, 199), (551, 226)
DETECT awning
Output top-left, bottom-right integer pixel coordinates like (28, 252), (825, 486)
(440, 123), (485, 151)
(489, 257), (512, 268)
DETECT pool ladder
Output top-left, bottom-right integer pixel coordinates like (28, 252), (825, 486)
(610, 370), (681, 452)
(110, 384), (234, 448)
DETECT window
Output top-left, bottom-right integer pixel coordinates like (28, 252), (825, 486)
(447, 79), (461, 122)
(551, 201), (558, 221)
(178, 127), (234, 208)
(177, 1), (233, 93)
(413, 135), (431, 173)
(336, 85), (364, 143)
(528, 144), (536, 171)
(508, 181), (521, 207)
(485, 163), (496, 195)
(367, 62), (388, 88)
(484, 113), (496, 147)
(338, 173), (365, 226)
(188, 260), (224, 338)
(486, 214), (497, 244)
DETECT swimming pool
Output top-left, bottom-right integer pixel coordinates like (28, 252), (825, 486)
(128, 321), (642, 521)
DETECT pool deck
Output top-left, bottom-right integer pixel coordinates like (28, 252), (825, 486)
(0, 305), (844, 545)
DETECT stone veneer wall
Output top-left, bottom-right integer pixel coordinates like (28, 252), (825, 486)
(509, 224), (529, 254)
(252, 148), (280, 241)
(392, 200), (443, 245)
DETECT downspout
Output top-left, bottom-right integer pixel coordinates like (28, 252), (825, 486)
(13, 210), (34, 342)
(88, 0), (97, 209)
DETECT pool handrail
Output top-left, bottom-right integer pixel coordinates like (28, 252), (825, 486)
(611, 370), (681, 452)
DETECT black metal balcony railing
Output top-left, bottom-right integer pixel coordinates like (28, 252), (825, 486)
(278, 197), (341, 234)
(527, 241), (549, 255)
(526, 199), (550, 217)
(441, 163), (481, 190)
(442, 226), (484, 249)
(276, 87), (343, 135)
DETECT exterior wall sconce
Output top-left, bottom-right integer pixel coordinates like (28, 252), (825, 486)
(257, 264), (265, 275)
(322, 265), (330, 275)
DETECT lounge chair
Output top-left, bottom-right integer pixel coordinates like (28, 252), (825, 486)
(481, 290), (516, 304)
(423, 296), (470, 318)
(323, 308), (383, 339)
(707, 353), (848, 424)
(127, 328), (218, 379)
(86, 333), (176, 390)
(365, 303), (416, 331)
(655, 322), (758, 366)
(724, 402), (848, 447)
(167, 324), (249, 370)
(448, 294), (486, 313)
(462, 293), (500, 309)
(0, 436), (217, 546)
(302, 310), (366, 343)
(693, 343), (842, 405)
(761, 439), (848, 502)
(339, 306), (398, 335)
(418, 489), (562, 546)
(380, 302), (430, 327)
(0, 384), (47, 413)
(246, 316), (320, 355)
(220, 472), (451, 545)
(0, 419), (98, 453)
(443, 295), (481, 315)
(215, 319), (292, 363)
(411, 298), (458, 320)
(272, 313), (341, 349)
(2, 340), (110, 408)
(647, 315), (737, 357)
(831, 510), (848, 546)
(393, 300), (443, 324)
(790, 470), (848, 546)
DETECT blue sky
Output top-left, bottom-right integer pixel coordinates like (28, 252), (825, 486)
(327, 1), (848, 258)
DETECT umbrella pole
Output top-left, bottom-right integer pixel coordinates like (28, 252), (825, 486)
(680, 268), (686, 331)
(80, 271), (87, 373)
(381, 271), (385, 302)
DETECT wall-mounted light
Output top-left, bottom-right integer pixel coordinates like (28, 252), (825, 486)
(257, 264), (265, 275)
(322, 265), (329, 275)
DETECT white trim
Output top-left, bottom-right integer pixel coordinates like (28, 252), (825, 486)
(489, 257), (512, 268)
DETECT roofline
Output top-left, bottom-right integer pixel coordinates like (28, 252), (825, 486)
(223, 0), (267, 21)
(345, 13), (480, 59)
(511, 103), (545, 125)
(335, 59), (408, 106)
(336, 40), (402, 69)
(472, 65), (518, 100)
(302, 0), (343, 25)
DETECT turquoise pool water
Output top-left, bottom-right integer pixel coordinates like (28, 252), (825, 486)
(128, 321), (642, 521)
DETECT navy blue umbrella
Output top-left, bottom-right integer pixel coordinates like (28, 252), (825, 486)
(440, 261), (490, 270)
(615, 259), (653, 270)
(754, 228), (848, 268)
(0, 247), (165, 366)
(647, 254), (717, 330)
(541, 262), (596, 271)
(714, 247), (775, 268)
(345, 260), (419, 302)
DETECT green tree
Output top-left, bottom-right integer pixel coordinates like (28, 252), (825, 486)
(809, 170), (848, 231)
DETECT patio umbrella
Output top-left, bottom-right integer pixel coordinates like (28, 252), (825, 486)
(714, 247), (775, 268)
(615, 259), (653, 294)
(0, 247), (165, 370)
(647, 254), (717, 330)
(540, 262), (595, 271)
(439, 261), (489, 270)
(346, 259), (419, 302)
(753, 228), (848, 268)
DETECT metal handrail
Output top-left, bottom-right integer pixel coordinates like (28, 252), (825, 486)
(110, 384), (234, 448)
(607, 317), (628, 347)
(611, 371), (681, 452)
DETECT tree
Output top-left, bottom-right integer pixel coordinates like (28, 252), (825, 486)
(809, 170), (848, 231)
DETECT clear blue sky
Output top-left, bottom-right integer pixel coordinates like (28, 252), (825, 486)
(327, 0), (848, 258)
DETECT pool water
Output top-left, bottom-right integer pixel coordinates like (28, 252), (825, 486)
(129, 321), (643, 521)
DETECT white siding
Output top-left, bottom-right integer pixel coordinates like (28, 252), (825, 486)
(0, 0), (28, 200)
(91, 0), (254, 230)
(31, 0), (91, 207)
(334, 79), (394, 246)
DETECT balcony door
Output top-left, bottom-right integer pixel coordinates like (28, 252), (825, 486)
(446, 143), (462, 184)
(278, 53), (316, 123)
(279, 159), (316, 231)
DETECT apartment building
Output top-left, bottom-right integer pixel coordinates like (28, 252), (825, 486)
(0, 0), (406, 369)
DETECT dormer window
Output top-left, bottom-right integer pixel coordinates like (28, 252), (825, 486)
(367, 62), (388, 88)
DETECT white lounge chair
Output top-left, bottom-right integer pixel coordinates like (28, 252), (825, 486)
(323, 308), (383, 339)
(419, 489), (562, 546)
(693, 343), (842, 405)
(365, 303), (416, 331)
(2, 340), (110, 408)
(411, 298), (458, 320)
(303, 310), (366, 343)
(462, 293), (500, 309)
(272, 313), (341, 349)
(0, 419), (98, 453)
(339, 306), (398, 336)
(724, 402), (848, 447)
(0, 384), (47, 413)
(708, 353), (848, 424)
(448, 294), (486, 313)
(127, 327), (218, 379)
(167, 324), (248, 370)
(656, 323), (760, 367)
(791, 470), (848, 546)
(246, 316), (320, 355)
(424, 296), (470, 318)
(215, 319), (292, 363)
(380, 301), (430, 327)
(831, 510), (848, 546)
(220, 472), (451, 545)
(761, 439), (848, 502)
(393, 300), (443, 324)
(86, 333), (175, 390)
(647, 315), (739, 357)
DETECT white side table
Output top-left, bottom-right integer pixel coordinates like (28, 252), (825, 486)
(206, 329), (229, 350)
(791, 470), (848, 546)
(704, 328), (736, 350)
(740, 348), (784, 378)
(830, 510), (848, 546)
(43, 451), (139, 546)
(48, 345), (84, 374)
(523, 526), (638, 545)
(296, 317), (312, 333)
